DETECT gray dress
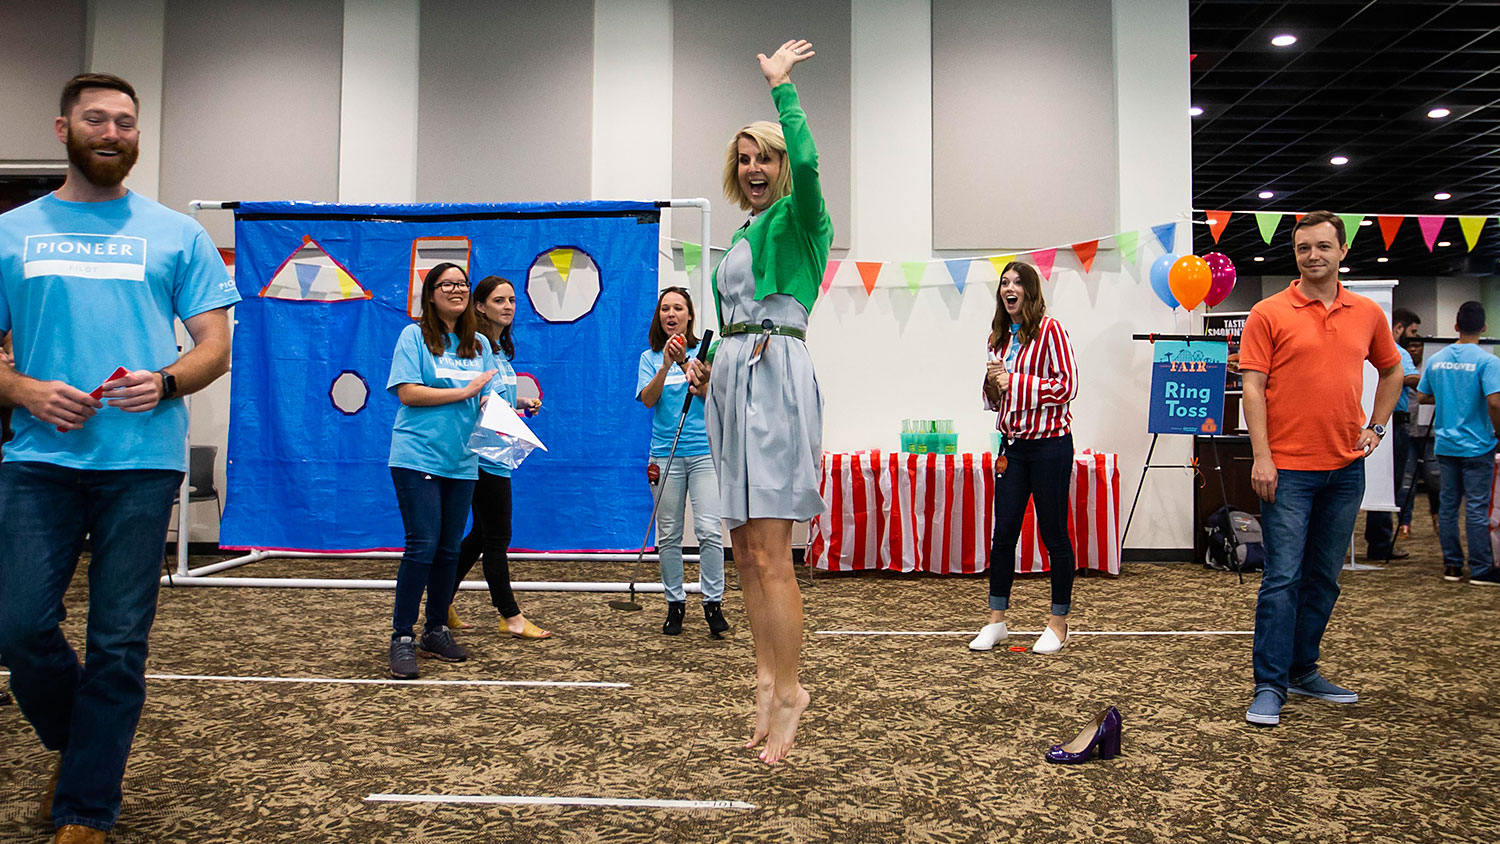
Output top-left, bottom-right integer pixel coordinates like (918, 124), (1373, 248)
(706, 235), (825, 530)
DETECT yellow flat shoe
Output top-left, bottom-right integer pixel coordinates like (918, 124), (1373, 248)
(447, 606), (472, 630)
(508, 619), (551, 640)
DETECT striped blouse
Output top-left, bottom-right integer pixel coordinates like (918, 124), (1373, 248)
(983, 315), (1079, 440)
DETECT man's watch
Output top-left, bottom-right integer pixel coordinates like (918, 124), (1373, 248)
(1367, 423), (1386, 438)
(157, 370), (178, 401)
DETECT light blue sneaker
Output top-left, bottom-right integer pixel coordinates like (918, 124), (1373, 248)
(1289, 672), (1358, 703)
(1246, 690), (1283, 727)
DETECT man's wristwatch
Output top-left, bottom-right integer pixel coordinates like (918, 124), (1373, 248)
(157, 370), (178, 401)
(1366, 423), (1386, 438)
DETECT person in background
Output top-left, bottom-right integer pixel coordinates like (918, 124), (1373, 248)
(637, 287), (729, 637)
(969, 261), (1079, 657)
(0, 73), (238, 844)
(0, 337), (10, 708)
(1363, 308), (1421, 560)
(449, 275), (550, 640)
(1238, 210), (1404, 728)
(1412, 301), (1500, 586)
(385, 263), (496, 680)
(1401, 336), (1440, 536)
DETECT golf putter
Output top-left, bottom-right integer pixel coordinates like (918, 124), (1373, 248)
(610, 330), (714, 612)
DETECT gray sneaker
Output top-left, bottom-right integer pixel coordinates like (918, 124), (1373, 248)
(1289, 672), (1358, 703)
(419, 625), (469, 662)
(389, 636), (419, 680)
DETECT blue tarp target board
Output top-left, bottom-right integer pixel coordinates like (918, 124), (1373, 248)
(222, 201), (661, 552)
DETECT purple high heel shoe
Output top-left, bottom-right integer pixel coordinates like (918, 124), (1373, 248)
(1045, 706), (1122, 764)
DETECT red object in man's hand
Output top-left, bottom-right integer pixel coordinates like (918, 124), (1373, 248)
(58, 366), (129, 432)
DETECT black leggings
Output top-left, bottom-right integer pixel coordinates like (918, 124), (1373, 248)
(455, 470), (521, 619)
(988, 434), (1076, 615)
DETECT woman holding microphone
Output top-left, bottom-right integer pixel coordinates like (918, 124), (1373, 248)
(969, 261), (1080, 655)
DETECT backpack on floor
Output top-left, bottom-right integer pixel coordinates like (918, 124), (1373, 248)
(1204, 506), (1265, 573)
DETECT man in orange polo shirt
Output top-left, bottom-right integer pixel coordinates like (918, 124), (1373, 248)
(1237, 210), (1404, 728)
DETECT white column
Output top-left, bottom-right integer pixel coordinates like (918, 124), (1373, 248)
(590, 0), (672, 201)
(86, 0), (166, 201)
(850, 0), (932, 260)
(339, 0), (420, 203)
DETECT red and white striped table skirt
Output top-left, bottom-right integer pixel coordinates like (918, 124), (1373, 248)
(807, 451), (1121, 575)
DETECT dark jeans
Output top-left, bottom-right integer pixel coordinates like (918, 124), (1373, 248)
(1437, 451), (1496, 577)
(1403, 436), (1440, 524)
(390, 468), (475, 639)
(455, 470), (521, 619)
(1253, 459), (1364, 698)
(1364, 425), (1410, 557)
(988, 434), (1075, 616)
(0, 461), (183, 831)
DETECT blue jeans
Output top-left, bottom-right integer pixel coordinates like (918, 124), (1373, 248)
(1437, 451), (1495, 576)
(1253, 459), (1364, 698)
(0, 461), (183, 832)
(390, 468), (475, 639)
(653, 454), (725, 603)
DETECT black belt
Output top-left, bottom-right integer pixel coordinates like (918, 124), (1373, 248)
(720, 319), (806, 340)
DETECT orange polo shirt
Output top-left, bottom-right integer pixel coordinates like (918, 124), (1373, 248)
(1237, 280), (1401, 470)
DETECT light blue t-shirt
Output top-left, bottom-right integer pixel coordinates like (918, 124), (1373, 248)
(478, 354), (518, 478)
(1417, 342), (1500, 458)
(387, 325), (499, 479)
(0, 192), (238, 470)
(636, 347), (710, 457)
(1395, 345), (1418, 413)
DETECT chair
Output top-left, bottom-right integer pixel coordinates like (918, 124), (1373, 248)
(166, 445), (222, 541)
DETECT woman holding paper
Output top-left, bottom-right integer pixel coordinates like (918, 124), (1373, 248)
(386, 263), (497, 679)
(970, 261), (1080, 655)
(685, 40), (830, 765)
(637, 287), (729, 637)
(451, 275), (550, 640)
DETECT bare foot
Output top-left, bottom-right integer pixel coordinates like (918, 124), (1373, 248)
(759, 685), (810, 765)
(745, 676), (774, 749)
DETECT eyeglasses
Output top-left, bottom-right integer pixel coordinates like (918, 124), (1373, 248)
(436, 281), (470, 292)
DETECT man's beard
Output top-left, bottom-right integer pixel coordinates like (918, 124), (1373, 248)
(65, 126), (139, 188)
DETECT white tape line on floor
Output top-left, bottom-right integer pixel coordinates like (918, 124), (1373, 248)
(365, 794), (756, 810)
(0, 670), (626, 689)
(815, 630), (1253, 637)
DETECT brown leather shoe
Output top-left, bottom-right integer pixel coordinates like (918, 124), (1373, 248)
(39, 757), (60, 823)
(54, 825), (106, 843)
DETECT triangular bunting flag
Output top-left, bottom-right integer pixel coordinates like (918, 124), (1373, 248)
(1205, 211), (1231, 243)
(820, 260), (841, 294)
(294, 262), (319, 298)
(1115, 231), (1140, 264)
(1294, 213), (1306, 223)
(1254, 212), (1281, 245)
(901, 261), (926, 293)
(548, 248), (575, 282)
(987, 255), (1015, 279)
(855, 261), (883, 296)
(1416, 215), (1445, 252)
(1072, 241), (1099, 274)
(682, 241), (702, 275)
(1151, 222), (1177, 253)
(1339, 214), (1364, 247)
(1459, 216), (1486, 251)
(1377, 216), (1403, 250)
(944, 258), (971, 293)
(1031, 248), (1058, 281)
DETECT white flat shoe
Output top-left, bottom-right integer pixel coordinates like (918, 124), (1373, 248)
(968, 622), (1009, 651)
(1033, 626), (1068, 654)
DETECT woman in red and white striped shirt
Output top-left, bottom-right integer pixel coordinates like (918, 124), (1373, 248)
(969, 261), (1080, 655)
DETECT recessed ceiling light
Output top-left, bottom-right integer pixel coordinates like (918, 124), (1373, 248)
(1377, 257), (1390, 263)
(1427, 107), (1451, 119)
(1359, 219), (1372, 226)
(1435, 192), (1452, 200)
(1271, 34), (1298, 47)
(1253, 256), (1265, 262)
(1438, 241), (1452, 247)
(1330, 155), (1349, 166)
(1339, 266), (1350, 273)
(1189, 106), (1204, 116)
(1259, 190), (1275, 199)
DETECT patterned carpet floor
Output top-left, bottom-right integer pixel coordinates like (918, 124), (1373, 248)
(2, 513), (1498, 843)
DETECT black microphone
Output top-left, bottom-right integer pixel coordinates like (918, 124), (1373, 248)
(682, 329), (714, 413)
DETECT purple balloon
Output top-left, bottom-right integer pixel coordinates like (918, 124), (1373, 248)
(1203, 252), (1236, 307)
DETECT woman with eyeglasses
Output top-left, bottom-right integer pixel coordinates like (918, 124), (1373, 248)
(684, 39), (830, 765)
(637, 287), (729, 637)
(449, 275), (550, 640)
(384, 263), (497, 680)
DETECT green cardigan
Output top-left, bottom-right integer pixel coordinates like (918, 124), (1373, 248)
(711, 83), (834, 325)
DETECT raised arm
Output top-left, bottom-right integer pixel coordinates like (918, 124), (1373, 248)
(760, 41), (829, 237)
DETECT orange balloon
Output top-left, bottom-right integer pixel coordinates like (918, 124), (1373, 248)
(1168, 255), (1213, 310)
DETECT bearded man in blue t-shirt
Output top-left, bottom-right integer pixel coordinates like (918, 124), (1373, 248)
(0, 73), (239, 844)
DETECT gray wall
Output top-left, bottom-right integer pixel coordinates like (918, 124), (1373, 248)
(0, 0), (86, 161)
(158, 0), (343, 246)
(416, 0), (593, 203)
(932, 0), (1119, 249)
(671, 0), (852, 248)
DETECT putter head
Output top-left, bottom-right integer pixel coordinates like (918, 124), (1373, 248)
(608, 599), (643, 612)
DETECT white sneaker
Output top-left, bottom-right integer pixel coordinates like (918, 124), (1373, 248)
(1033, 626), (1069, 654)
(968, 622), (1009, 651)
